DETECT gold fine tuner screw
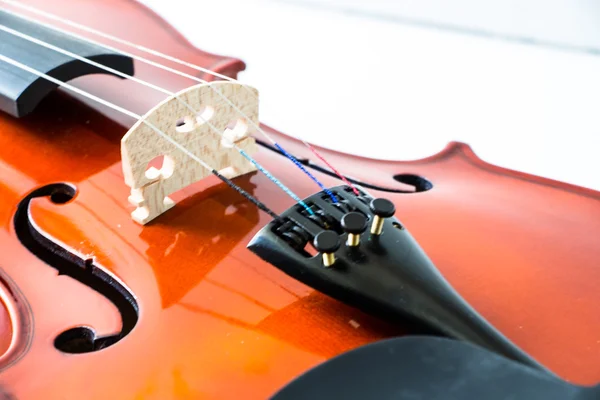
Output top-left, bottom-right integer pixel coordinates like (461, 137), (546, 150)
(323, 252), (336, 267)
(341, 212), (368, 247)
(313, 230), (341, 267)
(369, 198), (396, 235)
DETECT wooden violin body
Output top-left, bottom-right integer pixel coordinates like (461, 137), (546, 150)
(0, 1), (599, 399)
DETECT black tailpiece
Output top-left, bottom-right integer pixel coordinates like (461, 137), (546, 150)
(247, 185), (549, 373)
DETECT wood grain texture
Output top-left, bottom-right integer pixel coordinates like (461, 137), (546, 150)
(121, 81), (258, 224)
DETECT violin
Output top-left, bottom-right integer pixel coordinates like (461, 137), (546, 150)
(0, 1), (599, 399)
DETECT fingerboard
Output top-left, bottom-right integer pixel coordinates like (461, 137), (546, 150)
(0, 9), (133, 117)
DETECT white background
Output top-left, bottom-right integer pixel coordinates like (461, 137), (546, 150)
(141, 0), (599, 191)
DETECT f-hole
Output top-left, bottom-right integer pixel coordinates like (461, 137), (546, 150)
(13, 183), (139, 354)
(393, 174), (433, 192)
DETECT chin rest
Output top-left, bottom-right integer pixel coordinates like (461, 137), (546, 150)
(272, 336), (599, 400)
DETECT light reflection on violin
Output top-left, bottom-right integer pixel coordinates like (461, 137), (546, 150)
(0, 1), (598, 399)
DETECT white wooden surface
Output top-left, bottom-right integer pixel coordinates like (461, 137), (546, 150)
(140, 0), (600, 191)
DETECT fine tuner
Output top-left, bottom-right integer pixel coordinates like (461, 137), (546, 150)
(313, 198), (396, 267)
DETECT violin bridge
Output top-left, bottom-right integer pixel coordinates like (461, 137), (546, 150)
(121, 81), (259, 225)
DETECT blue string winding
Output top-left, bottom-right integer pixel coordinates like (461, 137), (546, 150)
(239, 149), (314, 215)
(274, 143), (339, 204)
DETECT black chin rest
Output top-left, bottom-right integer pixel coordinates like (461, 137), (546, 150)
(271, 336), (599, 400)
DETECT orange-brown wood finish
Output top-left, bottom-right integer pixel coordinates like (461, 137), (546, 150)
(0, 1), (599, 399)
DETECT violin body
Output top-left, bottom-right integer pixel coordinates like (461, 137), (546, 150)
(0, 1), (599, 399)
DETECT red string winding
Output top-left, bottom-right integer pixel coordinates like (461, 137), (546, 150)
(304, 142), (361, 196)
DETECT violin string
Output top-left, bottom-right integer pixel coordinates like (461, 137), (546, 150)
(302, 141), (361, 195)
(0, 53), (281, 220)
(0, 23), (314, 216)
(0, 5), (337, 204)
(0, 3), (353, 202)
(0, 0), (239, 83)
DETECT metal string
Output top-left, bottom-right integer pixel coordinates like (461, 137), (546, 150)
(0, 53), (281, 220)
(0, 22), (314, 215)
(0, 3), (355, 200)
(302, 140), (361, 195)
(0, 4), (358, 202)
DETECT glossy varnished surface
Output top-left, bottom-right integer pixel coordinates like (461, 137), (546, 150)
(0, 1), (599, 399)
(0, 92), (599, 398)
